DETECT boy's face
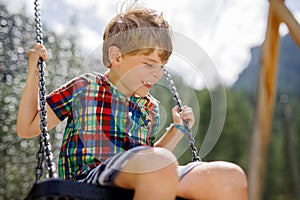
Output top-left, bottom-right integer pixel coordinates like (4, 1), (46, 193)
(116, 49), (165, 97)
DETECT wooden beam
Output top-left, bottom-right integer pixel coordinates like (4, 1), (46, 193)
(247, 0), (282, 199)
(280, 96), (300, 200)
(272, 0), (300, 47)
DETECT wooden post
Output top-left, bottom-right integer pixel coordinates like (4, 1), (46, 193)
(247, 0), (281, 199)
(272, 0), (300, 47)
(280, 95), (300, 200)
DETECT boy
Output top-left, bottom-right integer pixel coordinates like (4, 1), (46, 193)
(17, 5), (248, 200)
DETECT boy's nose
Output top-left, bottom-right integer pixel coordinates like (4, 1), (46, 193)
(151, 68), (163, 80)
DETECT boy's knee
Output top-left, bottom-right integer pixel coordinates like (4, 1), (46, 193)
(116, 147), (179, 190)
(230, 164), (248, 191)
(123, 147), (178, 174)
(136, 148), (179, 188)
(213, 161), (248, 192)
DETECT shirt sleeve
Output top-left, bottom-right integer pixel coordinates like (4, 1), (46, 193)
(46, 76), (90, 121)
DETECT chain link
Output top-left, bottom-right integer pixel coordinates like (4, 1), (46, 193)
(34, 0), (57, 182)
(164, 69), (201, 162)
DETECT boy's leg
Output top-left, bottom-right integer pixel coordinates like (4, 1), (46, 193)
(177, 161), (248, 200)
(114, 147), (179, 200)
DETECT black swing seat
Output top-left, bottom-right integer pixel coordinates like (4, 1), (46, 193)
(25, 179), (188, 200)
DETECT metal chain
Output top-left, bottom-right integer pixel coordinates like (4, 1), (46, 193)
(164, 69), (201, 162)
(34, 0), (57, 182)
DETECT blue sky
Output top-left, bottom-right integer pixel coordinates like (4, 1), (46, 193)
(3, 0), (300, 87)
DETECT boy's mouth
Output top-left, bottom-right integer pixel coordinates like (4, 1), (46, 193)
(142, 80), (153, 89)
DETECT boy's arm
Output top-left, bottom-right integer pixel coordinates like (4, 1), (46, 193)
(154, 125), (184, 151)
(16, 44), (60, 138)
(154, 105), (195, 151)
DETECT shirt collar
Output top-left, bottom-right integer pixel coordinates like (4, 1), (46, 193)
(101, 70), (158, 108)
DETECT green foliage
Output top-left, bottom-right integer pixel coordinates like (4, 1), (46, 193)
(263, 97), (300, 200)
(203, 89), (252, 170)
(0, 3), (83, 199)
(0, 4), (36, 198)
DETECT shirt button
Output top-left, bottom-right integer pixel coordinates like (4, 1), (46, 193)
(128, 112), (132, 117)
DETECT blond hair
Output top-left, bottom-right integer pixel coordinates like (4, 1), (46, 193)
(102, 5), (173, 67)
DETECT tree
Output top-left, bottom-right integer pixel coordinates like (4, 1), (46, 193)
(0, 3), (83, 199)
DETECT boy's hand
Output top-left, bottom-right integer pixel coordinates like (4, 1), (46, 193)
(27, 43), (47, 74)
(171, 105), (195, 129)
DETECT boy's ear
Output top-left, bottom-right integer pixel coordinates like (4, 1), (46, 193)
(108, 46), (122, 66)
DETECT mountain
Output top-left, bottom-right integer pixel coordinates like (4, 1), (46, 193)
(233, 34), (300, 98)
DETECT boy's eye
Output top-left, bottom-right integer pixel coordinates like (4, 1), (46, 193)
(144, 62), (164, 70)
(145, 63), (153, 67)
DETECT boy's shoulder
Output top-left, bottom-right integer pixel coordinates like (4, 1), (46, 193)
(78, 72), (108, 86)
(63, 72), (109, 94)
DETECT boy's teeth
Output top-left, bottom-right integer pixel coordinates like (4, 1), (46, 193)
(143, 81), (152, 85)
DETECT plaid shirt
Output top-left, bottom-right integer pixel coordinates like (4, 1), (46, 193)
(46, 72), (160, 180)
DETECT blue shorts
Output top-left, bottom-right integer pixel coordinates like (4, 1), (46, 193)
(77, 146), (202, 186)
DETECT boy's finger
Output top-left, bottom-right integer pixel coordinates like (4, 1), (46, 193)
(172, 105), (179, 113)
(41, 51), (47, 61)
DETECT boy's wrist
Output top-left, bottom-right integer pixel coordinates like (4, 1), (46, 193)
(166, 123), (188, 134)
(27, 66), (39, 76)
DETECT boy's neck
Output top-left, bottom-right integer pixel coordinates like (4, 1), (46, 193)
(107, 70), (134, 97)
